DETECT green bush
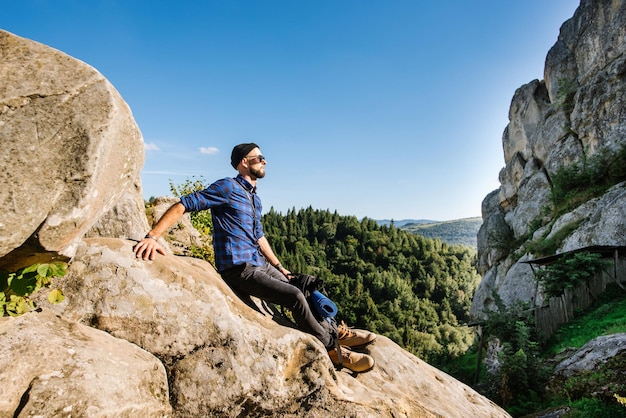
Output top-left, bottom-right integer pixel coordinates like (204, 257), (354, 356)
(548, 352), (626, 407)
(564, 398), (626, 418)
(481, 296), (549, 412)
(523, 219), (583, 258)
(550, 144), (626, 218)
(473, 285), (626, 416)
(556, 77), (578, 113)
(0, 262), (67, 316)
(534, 251), (609, 298)
(169, 177), (215, 265)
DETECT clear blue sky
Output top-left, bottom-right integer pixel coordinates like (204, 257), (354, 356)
(4, 1), (579, 221)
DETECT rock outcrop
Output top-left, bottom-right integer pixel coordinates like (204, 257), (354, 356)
(472, 0), (626, 317)
(0, 310), (171, 417)
(0, 30), (509, 417)
(0, 29), (144, 267)
(552, 333), (626, 378)
(34, 237), (507, 417)
(147, 196), (206, 256)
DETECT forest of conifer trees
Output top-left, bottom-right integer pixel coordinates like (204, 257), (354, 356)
(261, 206), (481, 364)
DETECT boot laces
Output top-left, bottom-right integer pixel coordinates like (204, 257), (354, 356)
(338, 321), (357, 340)
(340, 346), (355, 362)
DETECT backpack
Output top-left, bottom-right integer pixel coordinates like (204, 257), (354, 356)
(289, 273), (337, 320)
(289, 273), (343, 369)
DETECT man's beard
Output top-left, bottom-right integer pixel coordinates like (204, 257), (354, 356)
(250, 165), (265, 180)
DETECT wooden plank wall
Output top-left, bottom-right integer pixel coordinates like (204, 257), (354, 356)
(534, 256), (626, 342)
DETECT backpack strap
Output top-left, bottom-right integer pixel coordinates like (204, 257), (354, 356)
(290, 274), (342, 369)
(330, 318), (343, 370)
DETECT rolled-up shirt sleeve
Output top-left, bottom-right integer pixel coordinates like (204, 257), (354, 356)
(180, 180), (232, 212)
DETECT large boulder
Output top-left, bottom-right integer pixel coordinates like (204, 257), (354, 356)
(553, 333), (626, 378)
(149, 196), (205, 256)
(0, 309), (171, 417)
(558, 182), (626, 251)
(85, 187), (150, 243)
(0, 29), (145, 264)
(34, 237), (509, 417)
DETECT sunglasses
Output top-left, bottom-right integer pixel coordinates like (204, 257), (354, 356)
(246, 154), (266, 164)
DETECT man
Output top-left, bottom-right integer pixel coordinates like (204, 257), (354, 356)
(134, 143), (376, 373)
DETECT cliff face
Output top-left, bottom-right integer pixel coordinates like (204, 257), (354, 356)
(472, 0), (626, 317)
(0, 30), (509, 417)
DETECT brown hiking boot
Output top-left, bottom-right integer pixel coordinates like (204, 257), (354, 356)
(337, 321), (377, 348)
(328, 345), (375, 373)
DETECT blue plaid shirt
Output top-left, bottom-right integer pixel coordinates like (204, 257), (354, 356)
(179, 175), (264, 272)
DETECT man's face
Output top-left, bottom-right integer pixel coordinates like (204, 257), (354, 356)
(245, 148), (266, 179)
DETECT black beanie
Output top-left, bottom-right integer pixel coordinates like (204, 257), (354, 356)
(230, 143), (259, 169)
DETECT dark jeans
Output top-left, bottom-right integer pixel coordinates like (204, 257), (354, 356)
(220, 263), (334, 350)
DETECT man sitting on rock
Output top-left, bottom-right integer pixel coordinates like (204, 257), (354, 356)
(133, 143), (376, 373)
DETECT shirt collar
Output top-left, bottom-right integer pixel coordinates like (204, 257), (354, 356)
(235, 174), (257, 194)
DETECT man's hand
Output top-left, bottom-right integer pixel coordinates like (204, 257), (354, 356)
(133, 202), (185, 261)
(133, 237), (166, 261)
(278, 265), (291, 278)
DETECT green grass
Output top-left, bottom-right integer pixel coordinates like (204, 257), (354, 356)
(443, 286), (626, 383)
(563, 397), (626, 418)
(438, 284), (626, 418)
(439, 345), (483, 385)
(543, 285), (626, 356)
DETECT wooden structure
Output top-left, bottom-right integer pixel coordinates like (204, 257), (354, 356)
(522, 245), (626, 342)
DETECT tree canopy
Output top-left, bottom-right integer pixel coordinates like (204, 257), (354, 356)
(261, 206), (481, 363)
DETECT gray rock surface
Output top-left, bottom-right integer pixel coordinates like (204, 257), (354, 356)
(0, 29), (144, 262)
(38, 237), (509, 418)
(150, 196), (205, 256)
(553, 333), (626, 377)
(473, 0), (626, 317)
(0, 309), (171, 417)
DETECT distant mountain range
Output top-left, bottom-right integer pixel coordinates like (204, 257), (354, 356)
(376, 219), (437, 228)
(377, 217), (483, 248)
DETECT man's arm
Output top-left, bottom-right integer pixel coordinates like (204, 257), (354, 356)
(133, 202), (186, 260)
(258, 236), (291, 277)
